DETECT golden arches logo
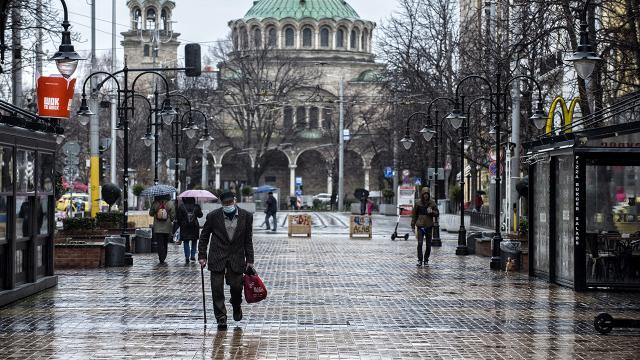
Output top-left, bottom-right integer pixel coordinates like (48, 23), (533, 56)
(545, 96), (580, 134)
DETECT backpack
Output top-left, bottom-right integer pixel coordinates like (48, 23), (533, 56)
(186, 207), (195, 225)
(156, 202), (168, 221)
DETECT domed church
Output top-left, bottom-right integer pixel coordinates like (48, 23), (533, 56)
(209, 0), (389, 204)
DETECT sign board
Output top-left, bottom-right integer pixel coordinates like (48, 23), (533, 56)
(288, 214), (311, 237)
(427, 168), (445, 180)
(343, 129), (350, 141)
(295, 176), (303, 185)
(295, 189), (302, 196)
(37, 76), (76, 119)
(414, 177), (422, 186)
(62, 142), (80, 156)
(350, 215), (372, 239)
(402, 169), (410, 177)
(166, 158), (186, 171)
(62, 165), (79, 182)
(384, 167), (393, 179)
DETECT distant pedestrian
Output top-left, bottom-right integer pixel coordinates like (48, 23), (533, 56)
(360, 195), (368, 215)
(198, 191), (255, 330)
(411, 188), (439, 267)
(149, 194), (176, 264)
(290, 196), (297, 210)
(265, 192), (278, 232)
(366, 198), (374, 216)
(176, 197), (203, 265)
(474, 193), (484, 212)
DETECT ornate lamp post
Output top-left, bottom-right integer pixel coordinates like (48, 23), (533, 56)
(566, 0), (601, 80)
(50, 0), (83, 78)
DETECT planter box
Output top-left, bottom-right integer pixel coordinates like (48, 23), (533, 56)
(55, 242), (105, 269)
(475, 237), (492, 257)
(379, 204), (396, 216)
(237, 202), (256, 213)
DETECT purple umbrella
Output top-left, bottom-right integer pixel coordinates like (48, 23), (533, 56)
(178, 189), (218, 202)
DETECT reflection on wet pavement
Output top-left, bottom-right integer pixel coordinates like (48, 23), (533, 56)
(1, 216), (639, 359)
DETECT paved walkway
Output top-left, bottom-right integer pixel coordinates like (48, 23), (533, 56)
(1, 214), (639, 359)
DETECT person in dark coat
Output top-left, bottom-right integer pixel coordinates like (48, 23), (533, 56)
(176, 197), (203, 265)
(411, 188), (439, 267)
(198, 191), (255, 330)
(265, 191), (277, 232)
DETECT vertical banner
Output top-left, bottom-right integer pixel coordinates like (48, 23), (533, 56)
(36, 76), (76, 119)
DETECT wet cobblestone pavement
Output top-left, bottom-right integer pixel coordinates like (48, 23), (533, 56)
(1, 213), (639, 359)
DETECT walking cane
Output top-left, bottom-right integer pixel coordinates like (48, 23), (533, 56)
(200, 266), (207, 324)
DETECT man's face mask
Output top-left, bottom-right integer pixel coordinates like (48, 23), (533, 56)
(222, 199), (236, 214)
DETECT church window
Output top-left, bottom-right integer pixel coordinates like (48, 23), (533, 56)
(302, 28), (313, 48)
(283, 107), (293, 128)
(296, 107), (306, 128)
(240, 27), (249, 49)
(160, 9), (168, 30)
(134, 8), (142, 30)
(336, 29), (345, 48)
(253, 28), (262, 48)
(362, 29), (368, 51)
(143, 45), (150, 57)
(320, 27), (330, 48)
(267, 27), (277, 48)
(284, 27), (295, 47)
(309, 107), (319, 128)
(350, 29), (358, 49)
(146, 8), (156, 29)
(322, 108), (332, 129)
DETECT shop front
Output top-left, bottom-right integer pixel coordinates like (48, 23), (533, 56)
(527, 121), (640, 291)
(0, 126), (57, 307)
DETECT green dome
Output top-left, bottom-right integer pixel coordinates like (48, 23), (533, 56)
(244, 0), (360, 21)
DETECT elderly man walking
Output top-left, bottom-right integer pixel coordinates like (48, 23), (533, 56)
(198, 191), (255, 330)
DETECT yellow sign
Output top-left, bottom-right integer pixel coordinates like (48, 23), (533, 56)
(545, 96), (580, 135)
(288, 214), (311, 237)
(350, 215), (372, 239)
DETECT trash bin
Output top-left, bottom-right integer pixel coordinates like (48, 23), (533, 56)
(105, 236), (125, 267)
(134, 228), (153, 253)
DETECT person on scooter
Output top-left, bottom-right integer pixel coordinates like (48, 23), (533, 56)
(411, 188), (439, 267)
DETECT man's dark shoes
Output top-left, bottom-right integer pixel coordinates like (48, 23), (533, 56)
(233, 305), (243, 322)
(190, 256), (196, 261)
(416, 261), (422, 267)
(217, 320), (227, 331)
(185, 258), (189, 265)
(423, 260), (429, 266)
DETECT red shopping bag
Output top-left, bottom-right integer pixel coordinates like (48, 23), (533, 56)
(243, 273), (267, 303)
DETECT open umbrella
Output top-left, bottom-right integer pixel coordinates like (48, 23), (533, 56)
(476, 190), (487, 195)
(140, 184), (176, 197)
(254, 185), (277, 194)
(354, 188), (370, 200)
(178, 189), (218, 201)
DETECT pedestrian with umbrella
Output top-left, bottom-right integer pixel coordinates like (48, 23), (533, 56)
(176, 190), (218, 265)
(354, 188), (370, 215)
(143, 185), (177, 264)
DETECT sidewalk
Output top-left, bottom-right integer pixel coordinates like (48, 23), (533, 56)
(1, 222), (639, 359)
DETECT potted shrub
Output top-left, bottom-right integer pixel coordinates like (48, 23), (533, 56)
(132, 183), (145, 210)
(238, 186), (256, 212)
(96, 211), (123, 230)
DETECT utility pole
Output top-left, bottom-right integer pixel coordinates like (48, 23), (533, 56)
(338, 78), (345, 212)
(392, 99), (399, 208)
(89, 0), (100, 217)
(509, 78), (521, 233)
(110, 0), (118, 184)
(11, 3), (22, 107)
(35, 0), (43, 77)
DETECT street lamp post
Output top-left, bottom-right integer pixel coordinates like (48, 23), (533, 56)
(567, 0), (601, 80)
(50, 0), (83, 79)
(447, 74), (547, 266)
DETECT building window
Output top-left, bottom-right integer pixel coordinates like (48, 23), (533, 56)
(267, 27), (277, 48)
(362, 29), (368, 51)
(160, 9), (168, 30)
(240, 28), (248, 49)
(309, 107), (319, 128)
(350, 29), (358, 49)
(0, 146), (13, 193)
(253, 28), (262, 48)
(336, 29), (345, 48)
(233, 30), (239, 50)
(284, 27), (295, 47)
(143, 45), (150, 57)
(322, 108), (332, 129)
(145, 8), (156, 29)
(296, 107), (306, 128)
(302, 27), (313, 48)
(283, 106), (293, 128)
(320, 27), (330, 47)
(133, 8), (142, 30)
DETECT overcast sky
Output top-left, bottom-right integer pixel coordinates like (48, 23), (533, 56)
(45, 0), (399, 72)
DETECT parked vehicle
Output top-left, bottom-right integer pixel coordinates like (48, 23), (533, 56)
(56, 193), (107, 212)
(312, 193), (332, 203)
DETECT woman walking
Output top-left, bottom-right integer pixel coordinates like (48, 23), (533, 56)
(176, 197), (203, 265)
(149, 194), (176, 264)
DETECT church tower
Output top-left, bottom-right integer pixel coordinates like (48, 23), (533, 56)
(121, 0), (181, 92)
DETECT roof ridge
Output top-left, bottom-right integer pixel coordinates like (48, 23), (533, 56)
(244, 0), (361, 21)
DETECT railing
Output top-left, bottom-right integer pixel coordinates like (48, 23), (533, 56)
(465, 211), (495, 230)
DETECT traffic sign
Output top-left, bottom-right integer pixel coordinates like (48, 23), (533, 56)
(62, 165), (79, 182)
(62, 142), (80, 156)
(295, 176), (303, 185)
(402, 169), (410, 177)
(383, 167), (393, 179)
(414, 177), (422, 185)
(64, 156), (79, 165)
(343, 129), (350, 141)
